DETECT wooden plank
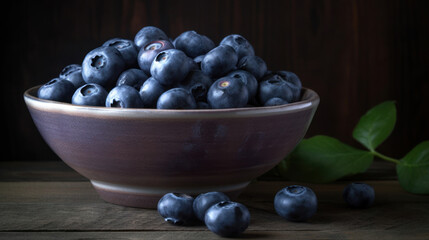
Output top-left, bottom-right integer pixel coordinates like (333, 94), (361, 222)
(1, 229), (428, 240)
(0, 161), (85, 182)
(1, 181), (428, 235)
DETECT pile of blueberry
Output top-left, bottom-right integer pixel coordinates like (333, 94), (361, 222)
(37, 26), (302, 109)
(157, 183), (374, 237)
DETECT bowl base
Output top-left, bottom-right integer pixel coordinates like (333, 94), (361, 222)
(91, 180), (250, 208)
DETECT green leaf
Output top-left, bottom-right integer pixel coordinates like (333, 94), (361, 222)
(281, 135), (374, 183)
(396, 141), (429, 194)
(352, 101), (396, 151)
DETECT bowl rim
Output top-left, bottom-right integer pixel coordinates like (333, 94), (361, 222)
(24, 85), (320, 119)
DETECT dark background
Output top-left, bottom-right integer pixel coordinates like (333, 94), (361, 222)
(5, 0), (428, 162)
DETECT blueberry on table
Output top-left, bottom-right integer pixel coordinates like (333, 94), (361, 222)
(227, 70), (258, 101)
(134, 26), (169, 49)
(137, 40), (174, 75)
(150, 49), (193, 86)
(204, 201), (250, 237)
(193, 192), (230, 222)
(343, 183), (375, 208)
(139, 77), (166, 108)
(156, 88), (197, 109)
(207, 76), (249, 109)
(157, 193), (195, 225)
(237, 55), (267, 80)
(201, 45), (238, 78)
(82, 46), (126, 89)
(103, 38), (138, 67)
(116, 68), (149, 90)
(177, 70), (213, 102)
(274, 185), (318, 222)
(105, 85), (144, 108)
(59, 64), (85, 88)
(173, 30), (215, 58)
(38, 78), (76, 103)
(72, 83), (108, 106)
(220, 34), (255, 60)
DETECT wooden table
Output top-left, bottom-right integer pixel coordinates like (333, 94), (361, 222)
(1, 161), (428, 239)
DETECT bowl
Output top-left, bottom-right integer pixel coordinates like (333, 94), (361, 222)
(24, 86), (319, 208)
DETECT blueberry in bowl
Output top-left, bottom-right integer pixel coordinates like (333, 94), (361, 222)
(81, 46), (126, 89)
(173, 30), (215, 58)
(59, 64), (86, 88)
(72, 83), (108, 107)
(150, 49), (194, 86)
(137, 40), (174, 75)
(103, 38), (138, 68)
(134, 26), (169, 49)
(37, 78), (76, 103)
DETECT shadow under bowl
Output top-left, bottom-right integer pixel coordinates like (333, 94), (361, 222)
(24, 86), (319, 208)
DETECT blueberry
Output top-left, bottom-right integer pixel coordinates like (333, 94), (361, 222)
(139, 77), (166, 108)
(264, 97), (289, 106)
(201, 45), (238, 78)
(177, 70), (213, 102)
(207, 76), (249, 109)
(134, 26), (169, 49)
(343, 183), (375, 208)
(150, 49), (193, 86)
(156, 88), (197, 109)
(260, 71), (302, 103)
(105, 85), (144, 108)
(196, 101), (211, 109)
(258, 73), (300, 105)
(204, 201), (250, 237)
(116, 68), (149, 90)
(227, 70), (258, 102)
(157, 193), (195, 225)
(59, 64), (85, 88)
(72, 83), (108, 106)
(82, 46), (126, 89)
(137, 40), (174, 75)
(193, 55), (205, 68)
(103, 38), (138, 67)
(38, 78), (76, 103)
(173, 30), (215, 58)
(274, 185), (318, 222)
(220, 34), (255, 60)
(193, 192), (230, 222)
(237, 55), (267, 80)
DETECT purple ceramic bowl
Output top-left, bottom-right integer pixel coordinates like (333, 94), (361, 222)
(24, 86), (319, 208)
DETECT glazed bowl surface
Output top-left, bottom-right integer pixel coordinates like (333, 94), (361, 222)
(24, 86), (319, 208)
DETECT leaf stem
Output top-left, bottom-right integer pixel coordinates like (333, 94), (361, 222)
(371, 150), (401, 164)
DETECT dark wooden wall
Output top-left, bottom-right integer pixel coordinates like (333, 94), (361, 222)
(5, 0), (429, 161)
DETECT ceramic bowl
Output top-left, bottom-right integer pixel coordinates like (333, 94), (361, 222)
(24, 86), (319, 208)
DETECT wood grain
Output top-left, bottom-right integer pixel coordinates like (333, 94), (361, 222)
(5, 0), (429, 162)
(1, 162), (428, 239)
